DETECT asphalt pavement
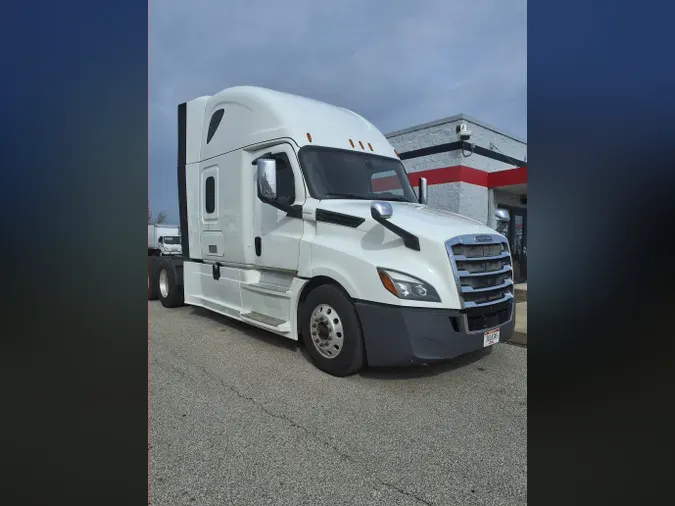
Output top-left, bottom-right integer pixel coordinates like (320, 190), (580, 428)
(149, 301), (527, 506)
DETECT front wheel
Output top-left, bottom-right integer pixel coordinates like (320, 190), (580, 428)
(300, 284), (365, 377)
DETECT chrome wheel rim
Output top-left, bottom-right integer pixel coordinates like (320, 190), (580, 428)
(159, 269), (169, 298)
(309, 304), (344, 359)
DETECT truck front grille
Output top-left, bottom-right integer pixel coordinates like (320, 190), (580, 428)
(446, 234), (514, 311)
(464, 299), (513, 332)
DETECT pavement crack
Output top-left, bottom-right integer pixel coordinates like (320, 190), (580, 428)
(379, 481), (434, 505)
(219, 379), (353, 461)
(219, 378), (434, 506)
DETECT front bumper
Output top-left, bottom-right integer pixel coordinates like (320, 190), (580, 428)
(354, 299), (515, 367)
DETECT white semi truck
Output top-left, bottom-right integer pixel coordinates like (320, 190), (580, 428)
(148, 86), (515, 376)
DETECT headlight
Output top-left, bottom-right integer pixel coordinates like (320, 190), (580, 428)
(377, 268), (441, 302)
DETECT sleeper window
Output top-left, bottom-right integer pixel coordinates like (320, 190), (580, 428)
(206, 109), (224, 144)
(205, 176), (215, 214)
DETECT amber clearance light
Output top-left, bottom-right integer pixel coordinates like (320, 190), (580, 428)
(378, 270), (398, 297)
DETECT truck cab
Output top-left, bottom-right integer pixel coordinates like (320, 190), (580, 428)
(149, 86), (516, 376)
(158, 235), (181, 255)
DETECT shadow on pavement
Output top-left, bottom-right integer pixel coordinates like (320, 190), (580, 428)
(188, 305), (495, 380)
(359, 347), (493, 380)
(189, 307), (312, 359)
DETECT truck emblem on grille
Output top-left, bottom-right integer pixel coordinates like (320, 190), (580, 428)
(475, 235), (492, 242)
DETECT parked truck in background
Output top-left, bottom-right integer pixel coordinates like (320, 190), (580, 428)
(148, 224), (182, 256)
(148, 224), (182, 298)
(147, 86), (516, 376)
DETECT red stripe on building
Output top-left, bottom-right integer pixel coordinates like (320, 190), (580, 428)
(407, 166), (488, 187)
(486, 166), (527, 187)
(372, 165), (527, 192)
(407, 165), (527, 188)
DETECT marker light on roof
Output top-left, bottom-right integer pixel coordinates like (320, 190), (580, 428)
(394, 150), (400, 158)
(358, 141), (364, 149)
(306, 132), (312, 142)
(368, 142), (374, 151)
(349, 139), (355, 148)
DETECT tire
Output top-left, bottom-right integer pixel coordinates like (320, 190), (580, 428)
(148, 258), (159, 300)
(300, 284), (365, 377)
(157, 260), (184, 308)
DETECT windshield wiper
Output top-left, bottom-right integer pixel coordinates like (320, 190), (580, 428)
(324, 192), (413, 203)
(324, 192), (372, 200)
(378, 196), (413, 202)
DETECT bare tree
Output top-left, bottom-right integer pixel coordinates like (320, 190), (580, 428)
(149, 200), (169, 224)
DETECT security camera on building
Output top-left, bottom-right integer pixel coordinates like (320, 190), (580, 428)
(456, 123), (472, 140)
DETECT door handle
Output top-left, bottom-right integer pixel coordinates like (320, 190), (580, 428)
(212, 262), (222, 280)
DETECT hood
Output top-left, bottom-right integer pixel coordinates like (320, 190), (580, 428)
(316, 200), (495, 240)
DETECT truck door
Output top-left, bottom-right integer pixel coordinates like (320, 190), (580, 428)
(200, 165), (224, 259)
(253, 143), (304, 273)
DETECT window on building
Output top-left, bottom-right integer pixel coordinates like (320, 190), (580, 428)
(206, 109), (224, 144)
(205, 176), (215, 213)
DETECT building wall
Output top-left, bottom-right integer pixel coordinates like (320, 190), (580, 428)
(459, 121), (526, 174)
(494, 189), (526, 209)
(386, 115), (526, 225)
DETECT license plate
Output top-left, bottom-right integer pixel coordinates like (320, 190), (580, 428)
(484, 328), (500, 347)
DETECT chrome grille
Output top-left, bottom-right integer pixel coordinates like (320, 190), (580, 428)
(446, 234), (514, 309)
(452, 243), (503, 258)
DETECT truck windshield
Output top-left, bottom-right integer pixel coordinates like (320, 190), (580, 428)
(163, 236), (181, 245)
(298, 147), (417, 202)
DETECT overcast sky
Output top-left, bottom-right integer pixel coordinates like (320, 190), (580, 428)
(149, 0), (527, 223)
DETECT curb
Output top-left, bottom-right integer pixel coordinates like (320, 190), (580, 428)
(514, 283), (527, 303)
(509, 300), (527, 347)
(515, 289), (527, 303)
(508, 331), (527, 347)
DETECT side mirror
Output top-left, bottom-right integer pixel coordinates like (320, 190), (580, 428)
(418, 177), (428, 205)
(495, 208), (510, 234)
(371, 201), (393, 220)
(257, 159), (277, 200)
(495, 208), (511, 223)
